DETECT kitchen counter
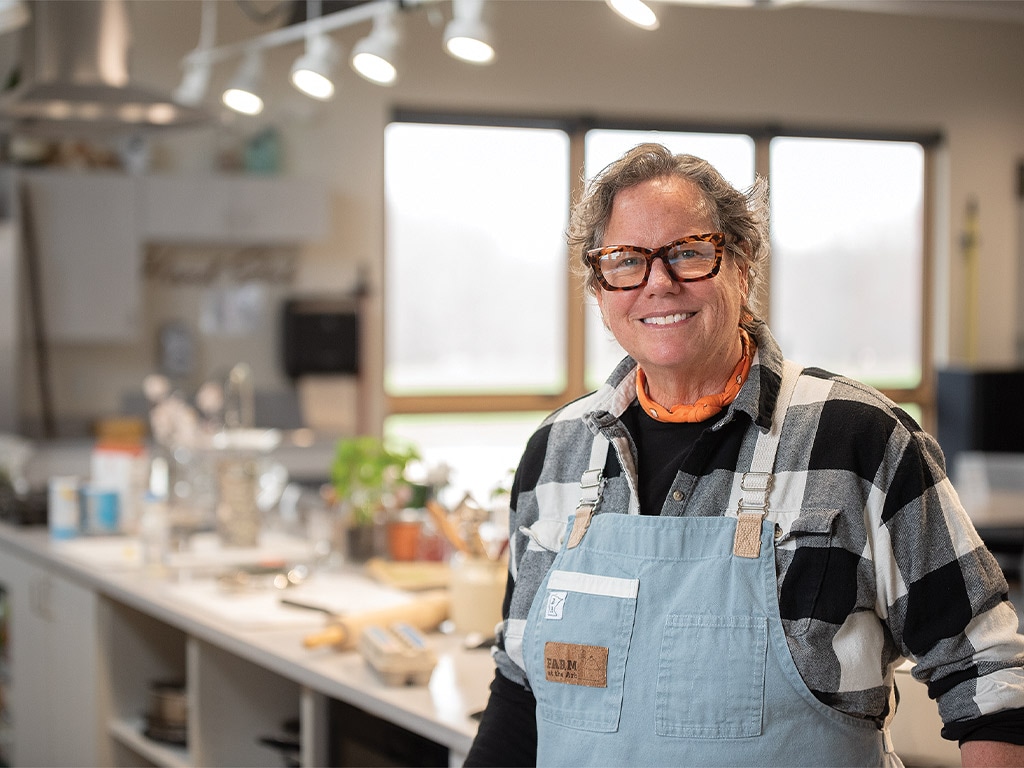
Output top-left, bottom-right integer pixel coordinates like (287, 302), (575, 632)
(0, 518), (968, 767)
(0, 521), (494, 767)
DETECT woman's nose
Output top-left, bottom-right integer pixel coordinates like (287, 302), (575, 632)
(646, 255), (680, 294)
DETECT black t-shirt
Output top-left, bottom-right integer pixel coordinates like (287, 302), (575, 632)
(619, 401), (709, 515)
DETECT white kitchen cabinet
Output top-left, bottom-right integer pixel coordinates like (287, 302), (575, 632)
(140, 175), (329, 245)
(21, 171), (141, 342)
(0, 547), (103, 767)
(10, 169), (331, 343)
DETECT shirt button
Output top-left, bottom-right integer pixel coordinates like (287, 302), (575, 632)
(649, 408), (659, 418)
(774, 524), (783, 540)
(672, 491), (683, 502)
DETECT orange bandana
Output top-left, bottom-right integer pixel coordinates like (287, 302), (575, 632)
(636, 332), (754, 423)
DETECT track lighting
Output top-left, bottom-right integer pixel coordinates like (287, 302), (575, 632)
(174, 59), (211, 107)
(174, 0), (216, 107)
(444, 0), (494, 65)
(222, 50), (264, 115)
(351, 3), (400, 86)
(605, 0), (660, 30)
(0, 0), (29, 35)
(290, 33), (341, 100)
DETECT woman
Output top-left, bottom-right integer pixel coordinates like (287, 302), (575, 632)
(465, 144), (1024, 767)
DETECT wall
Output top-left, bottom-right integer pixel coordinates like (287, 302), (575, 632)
(17, 0), (1024, 435)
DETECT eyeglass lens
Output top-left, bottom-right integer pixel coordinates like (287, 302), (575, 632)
(598, 240), (718, 289)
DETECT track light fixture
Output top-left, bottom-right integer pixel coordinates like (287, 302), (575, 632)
(222, 50), (265, 115)
(186, 0), (684, 116)
(605, 0), (660, 30)
(0, 0), (29, 35)
(174, 0), (217, 107)
(291, 33), (341, 100)
(444, 0), (494, 65)
(351, 2), (400, 86)
(174, 59), (212, 107)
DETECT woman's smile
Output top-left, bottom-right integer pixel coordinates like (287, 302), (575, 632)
(640, 311), (695, 326)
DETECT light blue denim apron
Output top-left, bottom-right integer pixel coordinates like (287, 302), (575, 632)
(522, 362), (900, 767)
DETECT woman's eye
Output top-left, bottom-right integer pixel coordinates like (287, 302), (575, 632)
(607, 254), (643, 271)
(668, 248), (700, 263)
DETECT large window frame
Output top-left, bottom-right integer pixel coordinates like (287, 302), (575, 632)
(385, 111), (942, 429)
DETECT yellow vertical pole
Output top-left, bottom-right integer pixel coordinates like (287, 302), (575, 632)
(962, 197), (979, 365)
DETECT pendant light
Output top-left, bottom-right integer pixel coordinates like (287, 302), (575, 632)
(350, 2), (400, 86)
(290, 32), (341, 100)
(443, 0), (494, 65)
(605, 0), (660, 30)
(222, 50), (265, 115)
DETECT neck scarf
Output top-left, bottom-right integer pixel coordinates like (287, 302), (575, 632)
(636, 331), (754, 423)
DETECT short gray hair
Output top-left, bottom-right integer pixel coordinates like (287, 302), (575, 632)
(567, 142), (769, 331)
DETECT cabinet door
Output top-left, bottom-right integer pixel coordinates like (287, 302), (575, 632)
(140, 176), (329, 244)
(0, 550), (101, 767)
(22, 172), (141, 342)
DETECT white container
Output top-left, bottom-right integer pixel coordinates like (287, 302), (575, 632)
(48, 475), (81, 539)
(91, 444), (149, 534)
(449, 555), (506, 637)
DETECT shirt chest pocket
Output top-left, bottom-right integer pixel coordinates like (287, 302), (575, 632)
(524, 569), (639, 733)
(773, 508), (843, 636)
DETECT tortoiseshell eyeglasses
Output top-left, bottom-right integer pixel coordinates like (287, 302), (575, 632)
(586, 232), (727, 291)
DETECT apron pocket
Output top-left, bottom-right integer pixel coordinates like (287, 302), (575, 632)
(525, 569), (638, 733)
(655, 614), (767, 739)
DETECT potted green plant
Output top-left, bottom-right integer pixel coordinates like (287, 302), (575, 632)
(329, 435), (419, 560)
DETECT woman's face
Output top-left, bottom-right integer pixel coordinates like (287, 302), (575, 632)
(595, 175), (748, 402)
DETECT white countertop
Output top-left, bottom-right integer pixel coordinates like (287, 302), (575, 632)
(0, 522), (494, 758)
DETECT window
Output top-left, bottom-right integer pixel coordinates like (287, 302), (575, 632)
(384, 117), (934, 498)
(384, 122), (570, 399)
(769, 137), (925, 391)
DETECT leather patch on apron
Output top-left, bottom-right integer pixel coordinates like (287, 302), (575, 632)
(544, 641), (609, 687)
(733, 512), (764, 558)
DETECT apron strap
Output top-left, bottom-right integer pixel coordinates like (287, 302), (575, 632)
(568, 430), (609, 549)
(733, 359), (803, 558)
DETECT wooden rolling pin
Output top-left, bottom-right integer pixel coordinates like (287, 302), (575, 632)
(302, 590), (451, 651)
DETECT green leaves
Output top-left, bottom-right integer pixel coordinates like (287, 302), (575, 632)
(329, 436), (420, 525)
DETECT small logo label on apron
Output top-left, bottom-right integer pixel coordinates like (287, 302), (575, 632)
(544, 641), (608, 687)
(545, 590), (567, 619)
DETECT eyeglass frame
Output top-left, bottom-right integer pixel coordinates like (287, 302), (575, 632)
(585, 231), (729, 291)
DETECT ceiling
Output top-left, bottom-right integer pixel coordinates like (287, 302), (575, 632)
(661, 0), (1024, 24)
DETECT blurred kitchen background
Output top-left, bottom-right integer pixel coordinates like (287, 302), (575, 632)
(0, 0), (1023, 513)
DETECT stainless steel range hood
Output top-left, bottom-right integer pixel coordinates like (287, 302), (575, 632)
(0, 0), (209, 138)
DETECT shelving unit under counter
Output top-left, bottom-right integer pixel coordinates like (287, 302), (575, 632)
(0, 523), (492, 767)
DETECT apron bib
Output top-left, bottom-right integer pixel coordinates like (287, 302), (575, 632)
(522, 362), (901, 767)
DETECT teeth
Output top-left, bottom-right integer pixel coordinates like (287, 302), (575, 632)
(643, 313), (690, 326)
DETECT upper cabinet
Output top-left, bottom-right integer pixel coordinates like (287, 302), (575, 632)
(11, 169), (330, 342)
(139, 175), (330, 245)
(21, 170), (141, 343)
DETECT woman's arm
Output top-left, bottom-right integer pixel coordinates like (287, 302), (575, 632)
(960, 740), (1024, 767)
(463, 670), (538, 767)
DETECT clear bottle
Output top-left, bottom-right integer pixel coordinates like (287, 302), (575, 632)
(138, 492), (170, 568)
